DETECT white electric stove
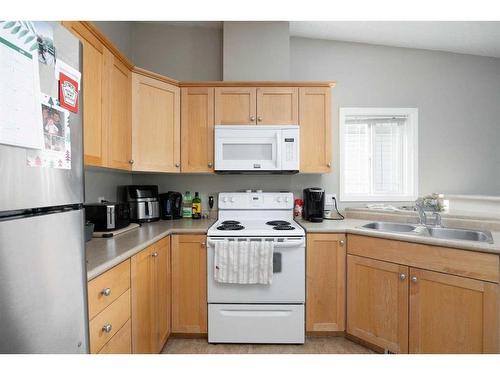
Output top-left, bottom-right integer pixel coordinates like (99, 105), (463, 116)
(207, 191), (305, 344)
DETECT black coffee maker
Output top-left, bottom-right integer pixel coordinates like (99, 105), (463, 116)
(303, 188), (325, 222)
(159, 191), (183, 220)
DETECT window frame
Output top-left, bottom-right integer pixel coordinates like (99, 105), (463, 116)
(339, 107), (419, 202)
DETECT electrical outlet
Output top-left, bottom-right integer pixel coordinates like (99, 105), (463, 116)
(325, 193), (337, 205)
(98, 196), (106, 203)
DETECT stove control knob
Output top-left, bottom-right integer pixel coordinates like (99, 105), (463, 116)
(285, 197), (290, 203)
(257, 190), (263, 193)
(230, 197), (235, 203)
(246, 189), (252, 193)
(222, 197), (227, 203)
(276, 197), (282, 203)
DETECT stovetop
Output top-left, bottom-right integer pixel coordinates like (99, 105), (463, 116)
(208, 218), (305, 237)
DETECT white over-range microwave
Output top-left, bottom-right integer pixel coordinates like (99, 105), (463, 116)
(214, 125), (300, 174)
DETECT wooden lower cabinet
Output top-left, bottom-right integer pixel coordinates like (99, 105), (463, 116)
(347, 255), (409, 353)
(171, 234), (207, 334)
(131, 237), (171, 353)
(99, 320), (132, 354)
(306, 233), (346, 333)
(409, 268), (499, 353)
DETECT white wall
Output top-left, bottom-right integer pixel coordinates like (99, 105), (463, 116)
(223, 22), (290, 80)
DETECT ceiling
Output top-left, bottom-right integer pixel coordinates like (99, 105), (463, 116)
(289, 21), (500, 58)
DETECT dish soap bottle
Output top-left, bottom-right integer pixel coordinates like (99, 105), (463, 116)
(192, 192), (201, 219)
(182, 191), (193, 218)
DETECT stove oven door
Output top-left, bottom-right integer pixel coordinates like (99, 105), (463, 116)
(207, 237), (305, 303)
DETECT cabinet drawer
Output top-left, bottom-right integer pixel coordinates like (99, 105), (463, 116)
(98, 319), (132, 354)
(90, 289), (131, 353)
(88, 260), (131, 319)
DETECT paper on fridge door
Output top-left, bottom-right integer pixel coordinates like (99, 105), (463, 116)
(0, 21), (43, 150)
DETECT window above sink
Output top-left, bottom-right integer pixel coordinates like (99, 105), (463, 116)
(339, 107), (418, 202)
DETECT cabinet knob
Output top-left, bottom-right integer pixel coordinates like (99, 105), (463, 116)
(152, 252), (158, 257)
(257, 116), (262, 122)
(201, 241), (206, 248)
(399, 274), (406, 281)
(339, 240), (345, 246)
(411, 276), (418, 283)
(208, 162), (213, 168)
(327, 162), (331, 168)
(250, 116), (256, 121)
(128, 159), (134, 165)
(175, 163), (180, 168)
(102, 323), (112, 333)
(101, 287), (111, 297)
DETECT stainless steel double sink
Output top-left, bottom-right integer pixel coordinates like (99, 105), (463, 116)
(361, 222), (494, 244)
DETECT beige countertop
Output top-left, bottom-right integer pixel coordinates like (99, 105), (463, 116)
(86, 218), (215, 280)
(297, 218), (500, 255)
(86, 216), (500, 281)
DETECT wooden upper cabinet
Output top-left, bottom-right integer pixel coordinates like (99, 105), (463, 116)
(409, 268), (499, 354)
(256, 87), (298, 125)
(215, 87), (257, 125)
(181, 87), (215, 173)
(171, 234), (207, 334)
(63, 21), (106, 167)
(298, 87), (332, 173)
(105, 50), (132, 170)
(347, 255), (409, 353)
(132, 73), (180, 172)
(306, 233), (346, 333)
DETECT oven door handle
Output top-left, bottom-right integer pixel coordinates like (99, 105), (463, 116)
(207, 238), (305, 248)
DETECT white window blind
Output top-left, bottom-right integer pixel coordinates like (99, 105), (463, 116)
(340, 109), (418, 202)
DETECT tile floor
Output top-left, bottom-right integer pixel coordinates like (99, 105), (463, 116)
(161, 337), (375, 354)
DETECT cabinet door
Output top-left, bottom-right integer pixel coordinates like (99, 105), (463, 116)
(132, 73), (180, 172)
(131, 245), (155, 353)
(298, 87), (331, 173)
(347, 255), (409, 353)
(105, 50), (132, 170)
(306, 233), (346, 333)
(256, 87), (298, 125)
(63, 22), (106, 167)
(154, 237), (171, 352)
(181, 87), (215, 172)
(215, 87), (256, 125)
(409, 268), (499, 353)
(171, 235), (207, 333)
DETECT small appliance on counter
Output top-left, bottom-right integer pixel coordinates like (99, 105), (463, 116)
(120, 185), (160, 223)
(159, 191), (183, 220)
(302, 188), (325, 222)
(84, 202), (130, 232)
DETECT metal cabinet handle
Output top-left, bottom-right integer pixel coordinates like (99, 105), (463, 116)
(101, 288), (111, 296)
(250, 116), (256, 121)
(339, 240), (345, 246)
(208, 162), (213, 168)
(327, 162), (331, 168)
(102, 323), (112, 333)
(175, 163), (180, 168)
(152, 252), (158, 257)
(128, 160), (134, 165)
(257, 116), (262, 122)
(400, 274), (406, 281)
(411, 276), (418, 283)
(201, 241), (206, 248)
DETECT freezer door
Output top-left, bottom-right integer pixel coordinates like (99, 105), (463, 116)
(0, 209), (89, 353)
(0, 22), (83, 212)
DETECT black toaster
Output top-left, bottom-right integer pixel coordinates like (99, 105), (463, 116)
(84, 202), (130, 232)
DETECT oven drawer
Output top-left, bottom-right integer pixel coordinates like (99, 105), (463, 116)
(208, 304), (304, 343)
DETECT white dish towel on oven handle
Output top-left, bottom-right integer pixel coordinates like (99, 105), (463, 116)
(214, 239), (274, 284)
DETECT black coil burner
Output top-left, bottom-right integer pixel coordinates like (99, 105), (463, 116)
(272, 225), (295, 231)
(221, 220), (241, 225)
(266, 220), (291, 226)
(217, 224), (244, 231)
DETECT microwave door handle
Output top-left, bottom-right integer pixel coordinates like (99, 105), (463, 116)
(276, 131), (282, 169)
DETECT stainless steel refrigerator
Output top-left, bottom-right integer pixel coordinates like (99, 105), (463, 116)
(0, 22), (89, 353)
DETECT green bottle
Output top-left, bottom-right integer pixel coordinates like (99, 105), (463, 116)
(192, 192), (201, 219)
(182, 191), (193, 218)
